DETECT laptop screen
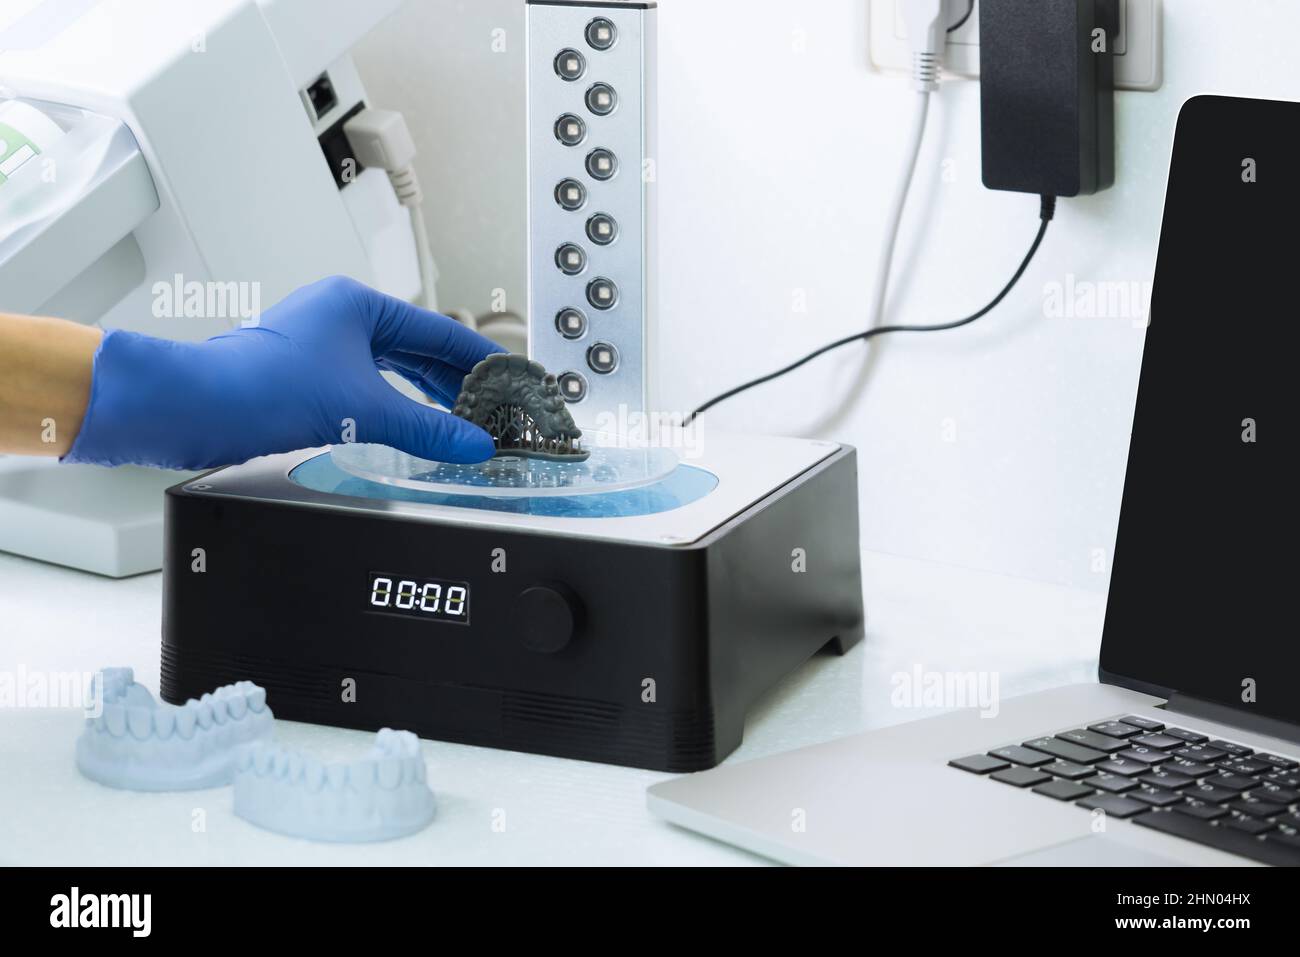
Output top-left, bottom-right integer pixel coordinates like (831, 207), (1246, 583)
(1099, 95), (1298, 727)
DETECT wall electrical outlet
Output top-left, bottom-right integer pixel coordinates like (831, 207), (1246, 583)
(869, 0), (1162, 92)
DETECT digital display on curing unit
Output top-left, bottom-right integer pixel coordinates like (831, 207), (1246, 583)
(365, 573), (469, 624)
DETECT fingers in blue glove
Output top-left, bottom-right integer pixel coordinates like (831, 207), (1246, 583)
(373, 392), (497, 464)
(358, 282), (504, 370)
(377, 351), (470, 408)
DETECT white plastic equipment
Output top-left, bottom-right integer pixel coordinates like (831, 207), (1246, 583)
(0, 0), (416, 576)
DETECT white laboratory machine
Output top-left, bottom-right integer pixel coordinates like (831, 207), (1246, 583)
(0, 0), (422, 576)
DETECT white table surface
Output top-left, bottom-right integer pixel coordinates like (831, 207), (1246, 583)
(0, 547), (1105, 865)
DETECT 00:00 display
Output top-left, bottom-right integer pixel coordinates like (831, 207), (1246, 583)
(367, 575), (468, 622)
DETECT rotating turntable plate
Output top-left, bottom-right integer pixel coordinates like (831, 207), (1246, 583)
(330, 434), (680, 498)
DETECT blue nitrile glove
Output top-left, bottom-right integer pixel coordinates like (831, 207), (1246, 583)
(64, 276), (503, 470)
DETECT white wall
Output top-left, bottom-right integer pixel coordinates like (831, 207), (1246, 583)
(354, 0), (527, 321)
(356, 0), (1300, 591)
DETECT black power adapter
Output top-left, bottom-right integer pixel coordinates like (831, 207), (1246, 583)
(980, 0), (1117, 197)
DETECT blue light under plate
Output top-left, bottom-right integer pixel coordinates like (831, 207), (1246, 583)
(289, 452), (717, 518)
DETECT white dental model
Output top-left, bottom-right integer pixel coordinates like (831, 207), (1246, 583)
(75, 668), (274, 791)
(233, 729), (437, 843)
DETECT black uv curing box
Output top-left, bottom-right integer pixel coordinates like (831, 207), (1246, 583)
(160, 433), (865, 771)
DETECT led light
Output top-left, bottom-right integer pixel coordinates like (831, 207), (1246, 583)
(585, 148), (618, 180)
(586, 277), (619, 310)
(555, 179), (587, 211)
(585, 83), (618, 116)
(558, 372), (588, 402)
(587, 341), (619, 375)
(556, 243), (587, 276)
(556, 308), (588, 340)
(555, 114), (587, 147)
(586, 18), (617, 51)
(586, 213), (618, 246)
(554, 49), (586, 80)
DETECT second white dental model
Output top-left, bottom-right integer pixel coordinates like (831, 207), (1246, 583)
(232, 729), (438, 843)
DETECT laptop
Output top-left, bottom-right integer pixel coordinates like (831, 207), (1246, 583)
(646, 95), (1300, 867)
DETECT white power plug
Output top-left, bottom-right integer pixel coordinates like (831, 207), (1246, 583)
(900, 0), (947, 90)
(342, 108), (417, 175)
(871, 0), (1164, 92)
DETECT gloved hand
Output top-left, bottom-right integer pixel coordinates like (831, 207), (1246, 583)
(64, 276), (503, 470)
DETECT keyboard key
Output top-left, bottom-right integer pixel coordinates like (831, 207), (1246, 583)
(1161, 727), (1209, 744)
(1056, 729), (1130, 753)
(1024, 737), (1107, 764)
(1172, 743), (1228, 762)
(1226, 795), (1286, 818)
(1039, 760), (1094, 781)
(1225, 813), (1274, 836)
(991, 766), (1052, 788)
(1085, 772), (1138, 794)
(1033, 779), (1095, 802)
(1118, 715), (1164, 732)
(1173, 799), (1228, 821)
(1094, 757), (1152, 777)
(1139, 769), (1196, 791)
(1089, 721), (1144, 739)
(1130, 786), (1183, 808)
(1255, 753), (1300, 771)
(1216, 756), (1270, 776)
(1253, 783), (1300, 804)
(1167, 757), (1216, 777)
(1185, 782), (1238, 804)
(1263, 769), (1300, 789)
(1117, 746), (1171, 766)
(1209, 739), (1253, 758)
(950, 754), (1011, 774)
(990, 745), (1055, 768)
(1200, 772), (1256, 792)
(1077, 793), (1150, 819)
(1132, 732), (1189, 750)
(1264, 831), (1300, 853)
(1137, 810), (1300, 866)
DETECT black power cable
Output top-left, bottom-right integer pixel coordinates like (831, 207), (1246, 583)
(685, 195), (1056, 426)
(947, 0), (976, 34)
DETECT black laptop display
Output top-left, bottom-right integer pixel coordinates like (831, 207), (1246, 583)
(1100, 96), (1298, 729)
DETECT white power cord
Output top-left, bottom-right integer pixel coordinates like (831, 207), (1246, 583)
(408, 204), (439, 312)
(343, 108), (440, 311)
(688, 3), (1054, 422)
(866, 0), (948, 333)
(902, 0), (947, 92)
(870, 91), (930, 335)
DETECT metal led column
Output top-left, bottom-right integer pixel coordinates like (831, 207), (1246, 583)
(526, 0), (657, 429)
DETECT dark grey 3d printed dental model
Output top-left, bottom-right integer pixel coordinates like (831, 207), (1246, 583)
(452, 354), (590, 462)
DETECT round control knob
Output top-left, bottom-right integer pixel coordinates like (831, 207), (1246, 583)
(515, 583), (583, 654)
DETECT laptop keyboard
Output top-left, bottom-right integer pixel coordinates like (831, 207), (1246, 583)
(950, 715), (1300, 866)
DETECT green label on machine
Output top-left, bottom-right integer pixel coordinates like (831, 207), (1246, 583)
(0, 121), (41, 186)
